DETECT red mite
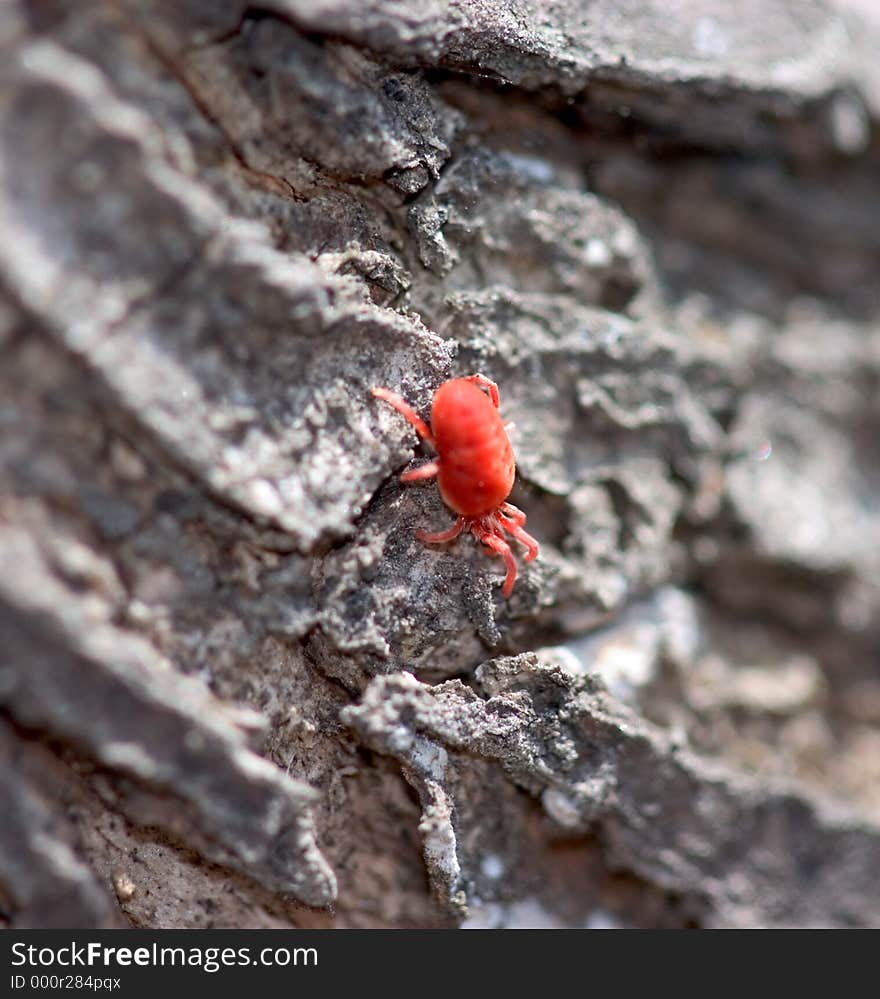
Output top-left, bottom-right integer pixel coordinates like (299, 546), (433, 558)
(371, 374), (539, 597)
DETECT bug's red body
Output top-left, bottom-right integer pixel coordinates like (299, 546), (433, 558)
(371, 374), (538, 597)
(431, 379), (515, 517)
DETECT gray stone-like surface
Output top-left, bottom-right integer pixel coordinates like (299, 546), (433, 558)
(344, 652), (880, 927)
(0, 528), (336, 908)
(0, 721), (121, 929)
(185, 20), (460, 194)
(0, 39), (452, 552)
(1, 0), (879, 928)
(264, 0), (863, 96)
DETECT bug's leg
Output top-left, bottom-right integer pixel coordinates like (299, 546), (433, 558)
(474, 523), (518, 597)
(498, 514), (540, 563)
(371, 387), (436, 448)
(498, 514), (540, 562)
(417, 515), (467, 544)
(499, 503), (539, 562)
(500, 501), (526, 526)
(463, 374), (500, 409)
(401, 459), (440, 483)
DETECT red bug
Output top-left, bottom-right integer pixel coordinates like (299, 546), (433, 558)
(371, 374), (539, 597)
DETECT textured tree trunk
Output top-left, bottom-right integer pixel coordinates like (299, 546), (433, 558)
(2, 0), (879, 929)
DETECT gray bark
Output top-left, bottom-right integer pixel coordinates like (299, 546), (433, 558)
(1, 0), (879, 928)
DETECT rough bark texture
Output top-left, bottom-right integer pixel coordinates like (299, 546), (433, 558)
(1, 0), (879, 929)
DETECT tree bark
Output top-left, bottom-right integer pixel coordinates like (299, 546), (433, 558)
(1, 0), (879, 928)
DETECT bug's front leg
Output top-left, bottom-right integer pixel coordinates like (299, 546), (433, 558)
(372, 387), (436, 448)
(401, 459), (440, 483)
(462, 373), (500, 409)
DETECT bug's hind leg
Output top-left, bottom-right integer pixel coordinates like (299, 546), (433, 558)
(473, 522), (517, 597)
(499, 503), (540, 562)
(497, 512), (540, 563)
(500, 501), (526, 525)
(417, 515), (467, 544)
(463, 374), (500, 409)
(371, 387), (435, 447)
